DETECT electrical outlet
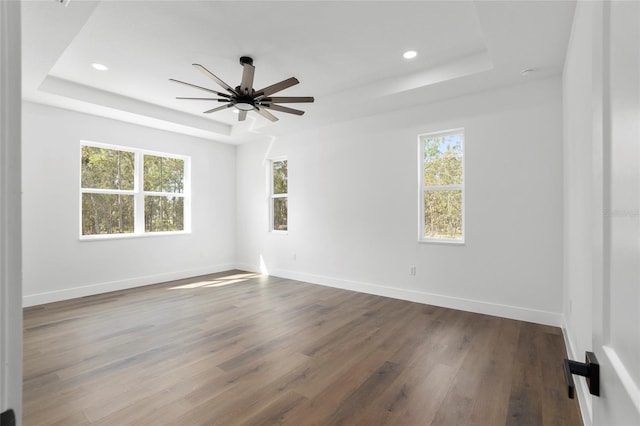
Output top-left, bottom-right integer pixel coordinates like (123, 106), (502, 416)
(409, 266), (416, 276)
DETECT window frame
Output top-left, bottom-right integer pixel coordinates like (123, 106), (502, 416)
(269, 157), (288, 234)
(79, 141), (191, 240)
(418, 128), (465, 244)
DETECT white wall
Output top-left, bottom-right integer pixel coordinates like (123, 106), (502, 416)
(237, 77), (564, 326)
(22, 102), (237, 306)
(562, 4), (596, 418)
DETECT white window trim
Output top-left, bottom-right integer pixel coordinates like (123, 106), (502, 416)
(79, 140), (191, 240)
(418, 128), (465, 245)
(269, 157), (288, 234)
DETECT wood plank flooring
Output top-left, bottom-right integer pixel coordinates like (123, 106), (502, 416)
(23, 270), (582, 425)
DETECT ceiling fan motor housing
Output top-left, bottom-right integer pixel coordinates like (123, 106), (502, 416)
(234, 95), (255, 111)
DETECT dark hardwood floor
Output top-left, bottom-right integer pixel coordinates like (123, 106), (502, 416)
(23, 270), (582, 425)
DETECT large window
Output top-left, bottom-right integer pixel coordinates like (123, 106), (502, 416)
(270, 159), (288, 232)
(80, 142), (190, 238)
(419, 129), (464, 243)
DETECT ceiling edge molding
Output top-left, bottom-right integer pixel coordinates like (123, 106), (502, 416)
(37, 76), (233, 141)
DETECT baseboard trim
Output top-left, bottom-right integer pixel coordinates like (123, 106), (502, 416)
(24, 262), (564, 327)
(271, 268), (563, 327)
(22, 264), (238, 307)
(561, 317), (592, 426)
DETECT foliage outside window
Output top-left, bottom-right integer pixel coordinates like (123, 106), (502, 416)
(81, 143), (189, 237)
(419, 129), (464, 242)
(271, 159), (288, 232)
(143, 155), (185, 232)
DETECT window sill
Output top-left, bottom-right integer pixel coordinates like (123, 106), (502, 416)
(80, 230), (191, 242)
(270, 230), (288, 236)
(418, 238), (465, 245)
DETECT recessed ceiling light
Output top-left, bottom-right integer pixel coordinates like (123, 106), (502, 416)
(403, 50), (417, 59)
(91, 63), (109, 71)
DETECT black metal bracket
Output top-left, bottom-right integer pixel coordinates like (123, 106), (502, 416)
(563, 351), (600, 399)
(239, 56), (254, 66)
(1, 409), (16, 426)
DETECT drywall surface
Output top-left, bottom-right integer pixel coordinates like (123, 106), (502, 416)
(562, 2), (597, 421)
(236, 77), (564, 325)
(22, 102), (236, 306)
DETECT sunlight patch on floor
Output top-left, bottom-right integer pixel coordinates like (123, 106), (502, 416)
(168, 273), (260, 290)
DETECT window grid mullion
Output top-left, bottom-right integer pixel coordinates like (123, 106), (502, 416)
(422, 184), (463, 192)
(144, 191), (186, 197)
(134, 151), (145, 234)
(81, 188), (136, 195)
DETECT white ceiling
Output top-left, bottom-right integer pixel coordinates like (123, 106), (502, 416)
(22, 0), (576, 144)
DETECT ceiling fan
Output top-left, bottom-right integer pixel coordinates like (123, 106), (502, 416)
(170, 56), (314, 122)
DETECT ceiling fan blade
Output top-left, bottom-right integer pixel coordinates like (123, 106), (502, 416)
(260, 103), (305, 116)
(203, 103), (233, 114)
(240, 63), (255, 95)
(176, 97), (228, 101)
(261, 96), (314, 103)
(193, 63), (238, 95)
(169, 78), (231, 97)
(255, 106), (279, 122)
(238, 110), (248, 122)
(255, 77), (299, 97)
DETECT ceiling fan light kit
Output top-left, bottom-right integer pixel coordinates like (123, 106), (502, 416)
(170, 56), (314, 122)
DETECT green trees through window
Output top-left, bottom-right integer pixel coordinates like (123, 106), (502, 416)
(271, 160), (288, 231)
(144, 155), (185, 232)
(420, 130), (464, 241)
(81, 146), (135, 235)
(81, 144), (188, 237)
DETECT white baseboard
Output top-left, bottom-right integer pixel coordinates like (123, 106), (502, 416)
(270, 268), (563, 327)
(561, 317), (592, 426)
(22, 263), (238, 307)
(25, 262), (564, 328)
